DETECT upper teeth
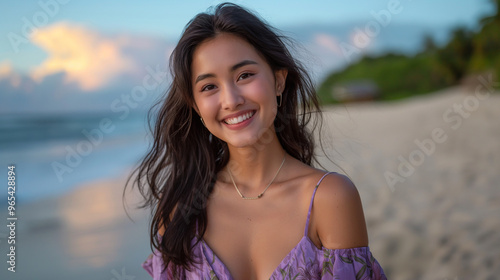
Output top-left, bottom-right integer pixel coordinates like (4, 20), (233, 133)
(225, 111), (254, 125)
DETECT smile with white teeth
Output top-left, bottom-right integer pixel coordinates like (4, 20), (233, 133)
(224, 111), (255, 125)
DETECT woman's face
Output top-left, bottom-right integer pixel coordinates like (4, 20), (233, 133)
(191, 33), (287, 149)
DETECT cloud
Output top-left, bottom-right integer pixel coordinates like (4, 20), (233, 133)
(349, 28), (373, 51)
(30, 22), (134, 91)
(314, 33), (341, 55)
(0, 61), (21, 87)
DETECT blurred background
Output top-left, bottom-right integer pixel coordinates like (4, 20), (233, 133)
(0, 0), (498, 279)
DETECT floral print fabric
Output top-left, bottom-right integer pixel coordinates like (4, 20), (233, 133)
(142, 172), (387, 279)
(142, 235), (386, 280)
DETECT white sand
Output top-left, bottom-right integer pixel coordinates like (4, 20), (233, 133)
(318, 85), (500, 279)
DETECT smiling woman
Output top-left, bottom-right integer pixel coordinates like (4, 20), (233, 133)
(191, 33), (287, 149)
(126, 2), (387, 279)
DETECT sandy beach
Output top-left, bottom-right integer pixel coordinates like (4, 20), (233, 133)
(1, 85), (498, 279)
(319, 85), (500, 279)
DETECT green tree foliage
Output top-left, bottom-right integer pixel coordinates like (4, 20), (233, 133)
(317, 53), (454, 102)
(436, 28), (474, 81)
(470, 0), (500, 81)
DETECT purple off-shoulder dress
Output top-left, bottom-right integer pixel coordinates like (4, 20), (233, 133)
(142, 172), (387, 279)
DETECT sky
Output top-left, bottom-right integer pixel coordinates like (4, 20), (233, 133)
(0, 0), (495, 113)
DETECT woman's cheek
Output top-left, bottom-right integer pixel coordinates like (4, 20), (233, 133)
(246, 80), (272, 101)
(201, 96), (221, 126)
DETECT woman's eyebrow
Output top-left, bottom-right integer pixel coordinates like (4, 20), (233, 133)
(195, 73), (215, 84)
(195, 60), (258, 84)
(230, 60), (257, 72)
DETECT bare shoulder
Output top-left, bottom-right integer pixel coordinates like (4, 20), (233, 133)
(312, 172), (369, 249)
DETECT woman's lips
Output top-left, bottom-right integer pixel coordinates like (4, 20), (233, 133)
(222, 110), (256, 129)
(223, 110), (255, 125)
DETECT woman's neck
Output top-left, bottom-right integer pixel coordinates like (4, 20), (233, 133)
(223, 133), (287, 194)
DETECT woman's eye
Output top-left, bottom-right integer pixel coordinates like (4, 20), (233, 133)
(201, 84), (216, 92)
(238, 72), (253, 81)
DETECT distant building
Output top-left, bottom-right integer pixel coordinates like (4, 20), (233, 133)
(331, 80), (379, 102)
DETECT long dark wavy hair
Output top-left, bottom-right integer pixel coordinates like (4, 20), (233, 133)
(125, 2), (324, 273)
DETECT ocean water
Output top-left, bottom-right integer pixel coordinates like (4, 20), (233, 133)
(0, 112), (152, 205)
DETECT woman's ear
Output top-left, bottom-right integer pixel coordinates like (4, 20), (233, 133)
(275, 69), (288, 95)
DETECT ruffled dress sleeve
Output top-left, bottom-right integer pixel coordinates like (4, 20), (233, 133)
(142, 252), (154, 277)
(317, 247), (387, 280)
(271, 243), (387, 280)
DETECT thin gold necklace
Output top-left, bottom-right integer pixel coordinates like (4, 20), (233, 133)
(227, 154), (286, 200)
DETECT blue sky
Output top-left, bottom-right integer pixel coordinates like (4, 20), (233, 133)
(0, 0), (495, 113)
(1, 0), (494, 58)
(1, 0), (492, 37)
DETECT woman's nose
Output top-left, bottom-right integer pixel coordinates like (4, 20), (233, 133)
(220, 83), (244, 110)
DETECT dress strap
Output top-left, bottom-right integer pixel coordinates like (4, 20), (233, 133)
(304, 172), (336, 236)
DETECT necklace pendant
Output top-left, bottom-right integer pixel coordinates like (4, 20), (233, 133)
(228, 154), (286, 200)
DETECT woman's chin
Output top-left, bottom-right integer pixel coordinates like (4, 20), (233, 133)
(225, 138), (259, 149)
(212, 122), (276, 149)
(225, 131), (276, 150)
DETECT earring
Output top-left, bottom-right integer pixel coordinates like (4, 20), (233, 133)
(200, 117), (206, 127)
(277, 94), (282, 107)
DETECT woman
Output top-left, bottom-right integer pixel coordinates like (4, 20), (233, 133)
(131, 2), (387, 279)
